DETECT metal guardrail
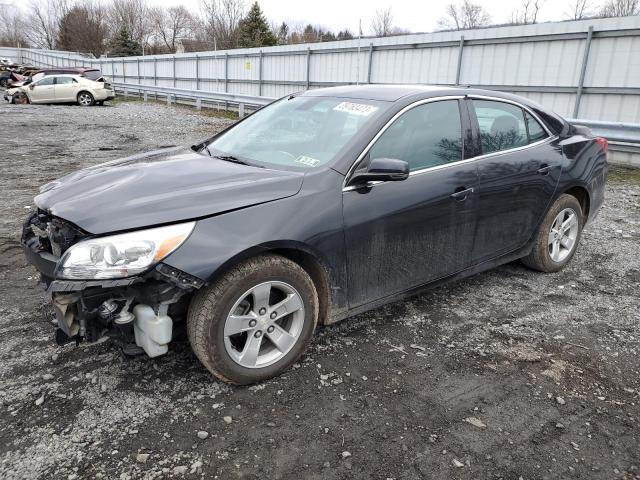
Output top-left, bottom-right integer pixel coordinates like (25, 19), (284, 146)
(567, 118), (640, 155)
(113, 82), (275, 117)
(112, 82), (640, 157)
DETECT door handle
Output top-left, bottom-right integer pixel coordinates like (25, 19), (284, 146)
(537, 164), (552, 175)
(450, 187), (474, 201)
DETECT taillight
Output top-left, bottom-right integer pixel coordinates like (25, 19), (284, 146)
(595, 137), (608, 153)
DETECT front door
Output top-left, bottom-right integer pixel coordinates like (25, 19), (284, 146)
(468, 98), (562, 263)
(28, 76), (55, 103)
(342, 99), (479, 308)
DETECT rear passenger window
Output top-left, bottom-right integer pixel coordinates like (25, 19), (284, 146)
(368, 100), (462, 171)
(472, 100), (527, 154)
(525, 111), (548, 142)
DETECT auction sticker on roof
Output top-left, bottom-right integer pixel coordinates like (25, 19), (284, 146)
(333, 102), (378, 116)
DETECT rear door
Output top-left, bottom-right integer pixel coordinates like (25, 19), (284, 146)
(28, 76), (55, 102)
(54, 76), (79, 101)
(342, 98), (479, 308)
(468, 97), (562, 264)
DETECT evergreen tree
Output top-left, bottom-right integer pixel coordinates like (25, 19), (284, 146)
(238, 2), (277, 48)
(109, 24), (142, 57)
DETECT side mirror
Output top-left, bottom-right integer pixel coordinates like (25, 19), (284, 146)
(29, 84), (35, 90)
(348, 157), (409, 187)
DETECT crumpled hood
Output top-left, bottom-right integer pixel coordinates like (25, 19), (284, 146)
(35, 146), (304, 234)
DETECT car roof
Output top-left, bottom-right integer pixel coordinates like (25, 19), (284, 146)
(302, 84), (457, 102)
(301, 84), (549, 109)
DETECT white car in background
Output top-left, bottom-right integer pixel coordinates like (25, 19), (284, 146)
(4, 74), (115, 106)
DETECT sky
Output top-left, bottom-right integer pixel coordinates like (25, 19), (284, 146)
(146, 0), (589, 35)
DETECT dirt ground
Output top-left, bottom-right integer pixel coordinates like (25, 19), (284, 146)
(1, 100), (639, 480)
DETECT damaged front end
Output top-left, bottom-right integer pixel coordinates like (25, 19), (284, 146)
(22, 210), (203, 357)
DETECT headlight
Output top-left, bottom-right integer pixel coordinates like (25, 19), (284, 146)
(56, 222), (195, 280)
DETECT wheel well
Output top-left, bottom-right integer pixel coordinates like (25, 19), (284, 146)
(564, 186), (590, 220)
(270, 248), (332, 325)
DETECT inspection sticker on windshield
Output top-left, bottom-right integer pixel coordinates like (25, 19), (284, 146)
(333, 102), (378, 116)
(295, 155), (321, 167)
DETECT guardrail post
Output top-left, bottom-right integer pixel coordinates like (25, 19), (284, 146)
(196, 98), (201, 110)
(239, 102), (245, 118)
(167, 94), (172, 106)
(573, 26), (594, 118)
(124, 88), (128, 98)
(172, 55), (176, 87)
(367, 43), (374, 84)
(306, 47), (311, 89)
(455, 35), (465, 85)
(195, 54), (200, 90)
(143, 91), (148, 102)
(259, 50), (263, 96)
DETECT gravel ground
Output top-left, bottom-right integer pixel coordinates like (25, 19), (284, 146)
(1, 100), (639, 480)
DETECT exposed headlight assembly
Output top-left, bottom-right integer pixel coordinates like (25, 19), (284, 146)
(56, 222), (195, 280)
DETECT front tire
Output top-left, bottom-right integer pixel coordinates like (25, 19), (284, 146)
(522, 194), (583, 273)
(187, 254), (319, 385)
(77, 91), (95, 106)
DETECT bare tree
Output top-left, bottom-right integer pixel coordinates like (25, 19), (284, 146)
(107, 0), (152, 46)
(199, 0), (245, 50)
(57, 2), (109, 57)
(511, 0), (546, 24)
(371, 7), (394, 37)
(600, 0), (640, 16)
(151, 6), (195, 53)
(25, 0), (69, 49)
(437, 0), (491, 30)
(0, 8), (29, 47)
(565, 0), (592, 19)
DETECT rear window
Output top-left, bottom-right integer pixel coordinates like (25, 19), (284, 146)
(83, 70), (103, 81)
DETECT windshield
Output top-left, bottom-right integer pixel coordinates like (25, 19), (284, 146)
(206, 96), (386, 170)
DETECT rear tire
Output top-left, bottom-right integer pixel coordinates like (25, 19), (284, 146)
(77, 91), (95, 106)
(522, 194), (583, 273)
(187, 254), (319, 385)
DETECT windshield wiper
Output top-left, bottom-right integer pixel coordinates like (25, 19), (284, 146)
(202, 145), (264, 168)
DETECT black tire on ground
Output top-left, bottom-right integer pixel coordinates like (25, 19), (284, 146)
(521, 193), (584, 273)
(0, 79), (7, 88)
(187, 254), (319, 385)
(77, 91), (95, 106)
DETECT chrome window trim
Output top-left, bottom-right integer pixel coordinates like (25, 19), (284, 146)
(343, 94), (556, 193)
(468, 94), (553, 136)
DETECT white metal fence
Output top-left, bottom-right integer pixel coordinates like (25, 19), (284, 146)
(2, 16), (640, 165)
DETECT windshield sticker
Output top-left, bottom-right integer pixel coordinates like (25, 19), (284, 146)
(333, 102), (378, 116)
(295, 155), (321, 167)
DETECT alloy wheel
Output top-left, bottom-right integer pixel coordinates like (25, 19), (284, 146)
(223, 281), (305, 369)
(78, 93), (93, 106)
(548, 208), (579, 263)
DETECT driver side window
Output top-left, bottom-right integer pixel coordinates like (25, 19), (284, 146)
(35, 76), (55, 87)
(368, 100), (463, 172)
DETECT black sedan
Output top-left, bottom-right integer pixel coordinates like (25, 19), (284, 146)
(22, 85), (608, 384)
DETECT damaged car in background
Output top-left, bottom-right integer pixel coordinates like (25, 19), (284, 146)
(22, 85), (608, 385)
(5, 73), (115, 105)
